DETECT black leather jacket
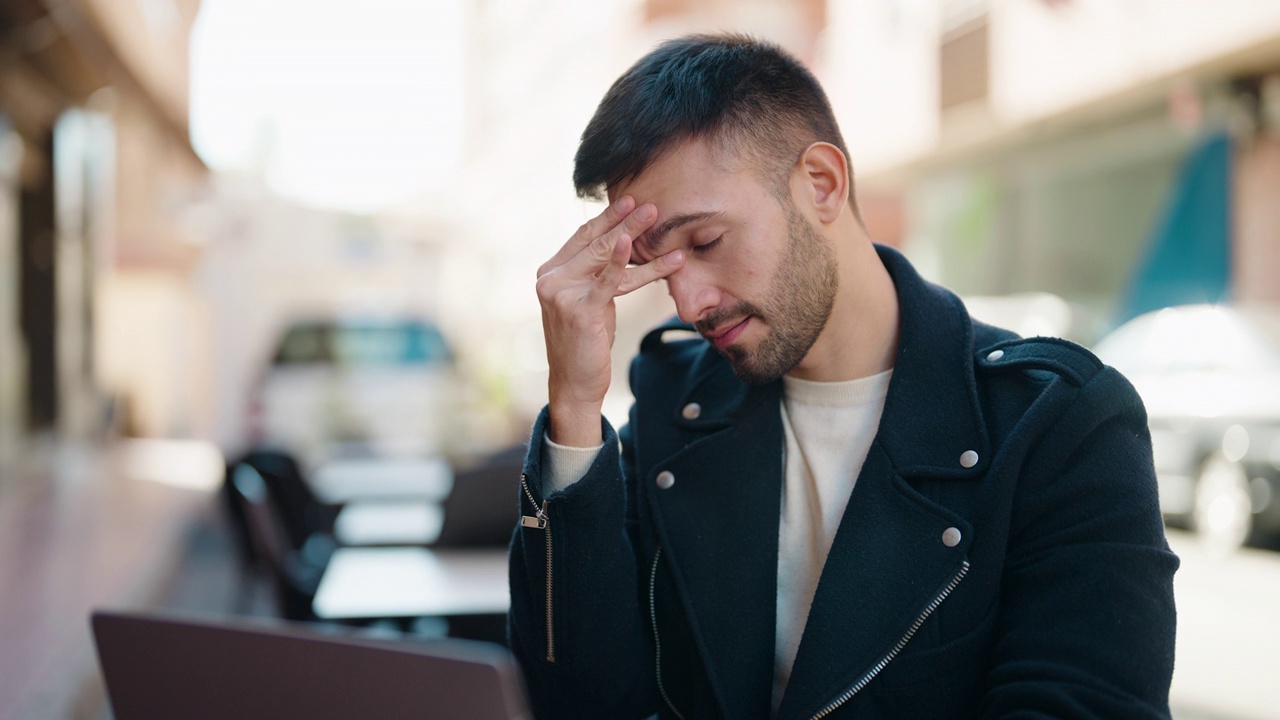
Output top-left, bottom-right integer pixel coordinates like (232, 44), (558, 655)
(509, 244), (1178, 720)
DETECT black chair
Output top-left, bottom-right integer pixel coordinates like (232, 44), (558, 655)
(241, 449), (339, 547)
(220, 449), (340, 610)
(226, 462), (334, 621)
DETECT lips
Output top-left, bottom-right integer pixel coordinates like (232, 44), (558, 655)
(706, 317), (751, 350)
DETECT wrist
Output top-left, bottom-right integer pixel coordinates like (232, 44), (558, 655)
(547, 400), (603, 447)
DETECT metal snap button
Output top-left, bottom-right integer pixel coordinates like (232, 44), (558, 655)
(656, 471), (675, 489)
(681, 402), (702, 420)
(959, 450), (979, 468)
(986, 349), (1005, 362)
(942, 527), (962, 547)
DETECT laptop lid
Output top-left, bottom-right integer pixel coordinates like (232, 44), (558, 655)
(91, 611), (530, 720)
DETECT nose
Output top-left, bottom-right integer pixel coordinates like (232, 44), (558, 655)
(666, 267), (720, 325)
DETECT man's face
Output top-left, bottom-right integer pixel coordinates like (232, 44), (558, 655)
(617, 140), (838, 384)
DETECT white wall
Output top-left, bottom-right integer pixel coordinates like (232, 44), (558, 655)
(992, 0), (1280, 125)
(824, 0), (942, 176)
(825, 0), (1280, 176)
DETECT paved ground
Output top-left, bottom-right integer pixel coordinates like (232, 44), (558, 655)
(0, 442), (213, 720)
(1168, 529), (1280, 720)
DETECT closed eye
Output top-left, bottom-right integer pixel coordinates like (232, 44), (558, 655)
(693, 235), (723, 254)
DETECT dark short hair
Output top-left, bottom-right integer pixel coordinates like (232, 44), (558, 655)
(574, 33), (858, 216)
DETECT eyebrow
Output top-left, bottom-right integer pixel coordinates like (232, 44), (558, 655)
(634, 211), (724, 258)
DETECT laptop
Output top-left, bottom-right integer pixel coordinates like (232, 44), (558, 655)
(91, 611), (531, 720)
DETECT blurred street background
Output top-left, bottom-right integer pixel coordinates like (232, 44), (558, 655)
(2, 0), (1280, 718)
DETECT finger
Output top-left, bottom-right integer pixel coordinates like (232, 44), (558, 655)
(542, 195), (635, 273)
(588, 233), (633, 304)
(617, 250), (685, 296)
(563, 203), (658, 276)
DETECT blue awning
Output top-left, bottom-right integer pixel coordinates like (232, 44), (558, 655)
(1118, 130), (1232, 323)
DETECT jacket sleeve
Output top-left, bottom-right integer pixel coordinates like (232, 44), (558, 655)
(507, 406), (658, 720)
(979, 367), (1179, 718)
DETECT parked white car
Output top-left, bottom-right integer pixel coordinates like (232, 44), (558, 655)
(247, 317), (456, 467)
(1093, 304), (1280, 553)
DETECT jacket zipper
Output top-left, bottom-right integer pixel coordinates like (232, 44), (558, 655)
(520, 474), (554, 663)
(650, 547), (687, 720)
(808, 560), (971, 720)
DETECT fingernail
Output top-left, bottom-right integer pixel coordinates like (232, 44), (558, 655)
(666, 250), (684, 267)
(635, 204), (655, 221)
(614, 195), (632, 212)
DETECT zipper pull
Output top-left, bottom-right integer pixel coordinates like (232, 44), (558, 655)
(520, 474), (548, 529)
(519, 507), (545, 530)
(521, 503), (548, 530)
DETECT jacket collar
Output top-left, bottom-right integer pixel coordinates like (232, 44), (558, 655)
(874, 243), (990, 478)
(667, 243), (990, 479)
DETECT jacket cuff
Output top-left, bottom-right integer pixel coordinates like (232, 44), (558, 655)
(522, 405), (619, 507)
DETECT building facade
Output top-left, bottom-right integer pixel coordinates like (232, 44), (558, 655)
(0, 0), (208, 477)
(824, 0), (1280, 340)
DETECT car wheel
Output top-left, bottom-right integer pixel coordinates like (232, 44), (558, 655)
(1193, 453), (1253, 554)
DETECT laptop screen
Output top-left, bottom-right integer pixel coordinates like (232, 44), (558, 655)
(91, 611), (529, 720)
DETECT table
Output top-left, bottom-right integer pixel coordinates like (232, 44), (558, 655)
(312, 547), (509, 620)
(308, 456), (453, 504)
(332, 500), (445, 546)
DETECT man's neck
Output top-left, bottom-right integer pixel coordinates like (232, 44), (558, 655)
(787, 228), (899, 383)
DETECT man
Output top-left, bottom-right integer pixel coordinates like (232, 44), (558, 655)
(509, 34), (1177, 720)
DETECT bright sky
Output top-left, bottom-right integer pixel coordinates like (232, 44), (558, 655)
(189, 0), (467, 213)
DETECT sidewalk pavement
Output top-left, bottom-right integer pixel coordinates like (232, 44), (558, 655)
(0, 439), (239, 720)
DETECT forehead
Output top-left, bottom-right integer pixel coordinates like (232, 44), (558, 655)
(614, 140), (789, 260)
(608, 138), (759, 207)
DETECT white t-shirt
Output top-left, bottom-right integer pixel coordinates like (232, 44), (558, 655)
(773, 370), (891, 707)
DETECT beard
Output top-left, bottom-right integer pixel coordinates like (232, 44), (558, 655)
(695, 201), (838, 385)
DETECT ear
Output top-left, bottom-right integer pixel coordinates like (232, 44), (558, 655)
(795, 142), (848, 224)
